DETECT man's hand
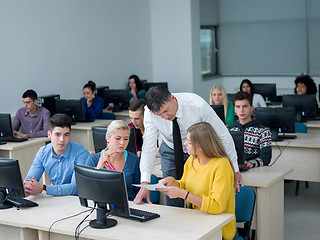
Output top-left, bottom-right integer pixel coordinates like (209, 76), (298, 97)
(133, 182), (151, 204)
(234, 171), (244, 194)
(24, 177), (43, 197)
(13, 130), (27, 139)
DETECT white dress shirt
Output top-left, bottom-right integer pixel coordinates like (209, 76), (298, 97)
(140, 93), (239, 183)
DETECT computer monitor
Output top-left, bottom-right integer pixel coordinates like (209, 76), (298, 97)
(143, 82), (168, 92)
(282, 94), (318, 122)
(0, 159), (26, 209)
(55, 99), (85, 122)
(75, 165), (130, 229)
(0, 114), (13, 140)
(103, 89), (130, 112)
(96, 86), (109, 108)
(252, 83), (277, 102)
(37, 94), (60, 116)
(255, 107), (295, 141)
(228, 131), (245, 166)
(210, 105), (225, 124)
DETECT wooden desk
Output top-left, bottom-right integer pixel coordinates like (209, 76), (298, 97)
(241, 166), (292, 240)
(0, 195), (233, 240)
(271, 133), (320, 182)
(71, 120), (112, 151)
(0, 137), (49, 179)
(306, 120), (320, 134)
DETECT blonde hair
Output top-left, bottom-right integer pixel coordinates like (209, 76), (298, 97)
(106, 120), (130, 139)
(209, 85), (228, 120)
(187, 122), (235, 185)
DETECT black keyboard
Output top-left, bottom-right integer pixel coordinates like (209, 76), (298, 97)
(129, 208), (160, 222)
(239, 166), (249, 172)
(2, 137), (28, 142)
(5, 195), (38, 208)
(75, 119), (95, 123)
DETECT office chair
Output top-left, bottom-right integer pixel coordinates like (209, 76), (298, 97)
(293, 122), (309, 196)
(99, 112), (115, 120)
(92, 126), (108, 153)
(126, 127), (137, 155)
(233, 185), (256, 240)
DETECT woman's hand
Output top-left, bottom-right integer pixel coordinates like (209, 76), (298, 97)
(97, 151), (118, 169)
(157, 186), (187, 199)
(159, 177), (179, 187)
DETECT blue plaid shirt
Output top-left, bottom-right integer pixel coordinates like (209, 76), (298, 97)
(25, 142), (89, 196)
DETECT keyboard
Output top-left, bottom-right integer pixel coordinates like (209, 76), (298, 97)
(75, 119), (95, 123)
(5, 195), (38, 208)
(2, 137), (28, 142)
(129, 208), (160, 222)
(239, 166), (249, 172)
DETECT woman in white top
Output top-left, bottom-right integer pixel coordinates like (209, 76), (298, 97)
(240, 79), (267, 110)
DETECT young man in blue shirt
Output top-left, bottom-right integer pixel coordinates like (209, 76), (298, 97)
(24, 113), (89, 196)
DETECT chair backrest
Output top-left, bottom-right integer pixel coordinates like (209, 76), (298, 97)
(92, 126), (108, 153)
(126, 127), (137, 155)
(295, 122), (307, 133)
(235, 185), (256, 239)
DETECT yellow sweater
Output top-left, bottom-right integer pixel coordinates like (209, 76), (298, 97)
(177, 156), (236, 240)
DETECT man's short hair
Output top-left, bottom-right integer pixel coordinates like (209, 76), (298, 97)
(22, 89), (38, 101)
(145, 86), (171, 113)
(234, 91), (253, 106)
(128, 99), (146, 114)
(49, 113), (72, 131)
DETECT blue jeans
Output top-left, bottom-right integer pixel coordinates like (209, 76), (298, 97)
(159, 141), (189, 207)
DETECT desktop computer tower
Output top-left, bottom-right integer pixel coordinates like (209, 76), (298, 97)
(37, 94), (60, 116)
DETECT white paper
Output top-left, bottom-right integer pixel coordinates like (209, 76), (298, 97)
(133, 183), (167, 191)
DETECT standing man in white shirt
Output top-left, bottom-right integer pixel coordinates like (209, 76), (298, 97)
(134, 86), (242, 207)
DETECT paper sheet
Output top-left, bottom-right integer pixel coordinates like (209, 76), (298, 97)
(133, 183), (167, 191)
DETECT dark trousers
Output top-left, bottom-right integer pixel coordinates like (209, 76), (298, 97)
(159, 141), (189, 207)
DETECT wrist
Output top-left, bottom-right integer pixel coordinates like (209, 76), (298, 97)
(184, 190), (190, 200)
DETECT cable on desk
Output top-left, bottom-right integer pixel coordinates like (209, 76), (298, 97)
(48, 208), (93, 240)
(269, 140), (291, 167)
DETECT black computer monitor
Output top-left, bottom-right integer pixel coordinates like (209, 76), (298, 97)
(96, 86), (109, 108)
(103, 89), (130, 112)
(0, 114), (13, 140)
(228, 131), (245, 167)
(252, 83), (277, 102)
(75, 165), (130, 229)
(37, 94), (60, 116)
(255, 107), (295, 141)
(210, 105), (225, 124)
(55, 99), (85, 122)
(0, 159), (26, 209)
(282, 94), (318, 122)
(143, 82), (168, 92)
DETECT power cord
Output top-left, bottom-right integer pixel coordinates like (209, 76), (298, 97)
(269, 140), (291, 166)
(48, 208), (92, 240)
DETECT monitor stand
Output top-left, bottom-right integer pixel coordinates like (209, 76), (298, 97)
(89, 203), (117, 229)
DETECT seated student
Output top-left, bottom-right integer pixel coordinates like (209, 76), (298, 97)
(128, 99), (146, 154)
(81, 80), (104, 119)
(85, 120), (140, 201)
(209, 84), (234, 127)
(294, 74), (317, 95)
(24, 113), (90, 196)
(12, 89), (50, 138)
(128, 75), (146, 101)
(157, 122), (235, 240)
(229, 91), (272, 169)
(240, 79), (266, 109)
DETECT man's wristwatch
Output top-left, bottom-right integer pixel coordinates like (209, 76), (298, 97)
(41, 185), (47, 195)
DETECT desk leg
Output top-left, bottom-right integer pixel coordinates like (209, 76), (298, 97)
(0, 224), (37, 240)
(256, 179), (284, 240)
(38, 230), (91, 240)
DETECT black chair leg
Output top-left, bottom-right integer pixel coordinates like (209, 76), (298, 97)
(251, 229), (256, 240)
(295, 181), (300, 196)
(305, 181), (309, 188)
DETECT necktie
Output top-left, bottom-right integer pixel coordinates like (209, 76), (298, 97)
(172, 117), (184, 179)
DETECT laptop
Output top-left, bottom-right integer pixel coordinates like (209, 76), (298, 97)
(0, 114), (28, 142)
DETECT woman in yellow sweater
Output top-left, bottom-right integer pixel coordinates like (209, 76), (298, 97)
(158, 122), (236, 240)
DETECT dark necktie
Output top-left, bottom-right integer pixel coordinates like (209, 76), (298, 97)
(172, 117), (184, 179)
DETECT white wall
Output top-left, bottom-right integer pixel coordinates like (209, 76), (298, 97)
(0, 0), (153, 115)
(150, 0), (200, 93)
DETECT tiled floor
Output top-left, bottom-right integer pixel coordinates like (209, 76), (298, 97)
(284, 181), (320, 240)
